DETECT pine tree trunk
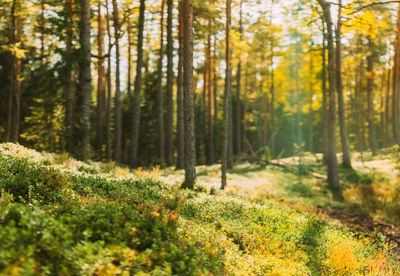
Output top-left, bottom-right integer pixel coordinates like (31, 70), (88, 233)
(112, 0), (122, 162)
(336, 1), (352, 168)
(130, 0), (145, 168)
(317, 0), (341, 200)
(367, 36), (377, 155)
(97, 0), (105, 159)
(176, 0), (184, 169)
(384, 68), (391, 146)
(157, 0), (166, 163)
(392, 4), (400, 145)
(222, 0), (232, 190)
(182, 0), (196, 188)
(78, 0), (92, 160)
(207, 14), (214, 164)
(234, 0), (243, 156)
(308, 44), (314, 153)
(7, 0), (16, 142)
(127, 16), (132, 97)
(166, 0), (174, 166)
(321, 19), (328, 164)
(105, 0), (112, 161)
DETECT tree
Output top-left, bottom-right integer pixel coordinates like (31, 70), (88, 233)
(96, 0), (105, 159)
(336, 0), (352, 168)
(157, 0), (166, 163)
(77, 0), (92, 160)
(317, 0), (341, 200)
(176, 0), (184, 169)
(166, 0), (174, 166)
(130, 0), (145, 168)
(112, 0), (122, 162)
(182, 0), (196, 188)
(221, 0), (232, 190)
(393, 3), (400, 145)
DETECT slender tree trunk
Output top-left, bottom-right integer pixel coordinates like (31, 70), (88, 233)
(105, 0), (112, 161)
(12, 14), (22, 143)
(384, 68), (391, 145)
(130, 0), (145, 168)
(392, 3), (400, 145)
(207, 13), (214, 164)
(166, 0), (174, 166)
(336, 1), (352, 168)
(243, 60), (249, 148)
(112, 0), (122, 162)
(127, 16), (132, 97)
(176, 0), (184, 169)
(367, 36), (377, 155)
(221, 0), (231, 189)
(182, 0), (196, 188)
(317, 0), (341, 199)
(234, 0), (243, 155)
(40, 0), (45, 70)
(97, 0), (105, 159)
(78, 0), (92, 160)
(270, 36), (275, 158)
(157, 0), (166, 163)
(213, 34), (218, 158)
(321, 19), (328, 164)
(7, 0), (16, 142)
(308, 44), (314, 153)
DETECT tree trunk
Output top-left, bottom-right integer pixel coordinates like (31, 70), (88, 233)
(234, 0), (243, 156)
(78, 0), (92, 160)
(157, 0), (166, 163)
(182, 0), (196, 188)
(384, 68), (391, 146)
(97, 0), (105, 159)
(105, 0), (112, 161)
(112, 0), (122, 162)
(176, 0), (184, 169)
(12, 13), (22, 143)
(166, 0), (174, 166)
(392, 3), (400, 145)
(367, 36), (377, 155)
(308, 43), (314, 153)
(221, 0), (232, 190)
(207, 12), (214, 164)
(7, 0), (16, 142)
(317, 0), (341, 200)
(336, 0), (352, 168)
(127, 16), (132, 97)
(130, 0), (145, 168)
(321, 19), (328, 164)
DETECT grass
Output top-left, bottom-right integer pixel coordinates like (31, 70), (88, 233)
(0, 143), (399, 275)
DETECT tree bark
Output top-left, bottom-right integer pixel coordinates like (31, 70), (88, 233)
(97, 0), (105, 159)
(336, 0), (352, 168)
(182, 0), (196, 188)
(78, 0), (92, 160)
(112, 0), (122, 162)
(222, 0), (232, 190)
(367, 36), (377, 155)
(157, 0), (166, 163)
(176, 0), (184, 169)
(392, 3), (400, 145)
(207, 12), (214, 164)
(234, 0), (243, 156)
(321, 19), (328, 164)
(166, 0), (174, 166)
(130, 0), (145, 168)
(105, 0), (112, 161)
(317, 0), (341, 200)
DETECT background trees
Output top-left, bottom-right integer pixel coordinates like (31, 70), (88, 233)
(0, 0), (399, 190)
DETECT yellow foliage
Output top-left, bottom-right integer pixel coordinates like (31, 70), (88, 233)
(325, 242), (360, 275)
(367, 252), (391, 276)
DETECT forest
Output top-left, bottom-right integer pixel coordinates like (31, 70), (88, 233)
(1, 0), (400, 274)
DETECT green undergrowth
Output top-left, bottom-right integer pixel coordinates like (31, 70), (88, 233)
(0, 143), (399, 275)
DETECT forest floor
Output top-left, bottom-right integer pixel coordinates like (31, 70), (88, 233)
(164, 148), (400, 254)
(1, 143), (400, 274)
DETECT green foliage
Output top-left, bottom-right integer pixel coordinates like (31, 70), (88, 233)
(0, 143), (399, 275)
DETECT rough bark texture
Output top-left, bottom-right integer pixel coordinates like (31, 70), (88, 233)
(321, 20), (328, 164)
(393, 4), (400, 145)
(317, 0), (341, 200)
(78, 0), (92, 160)
(96, 0), (105, 159)
(157, 0), (166, 163)
(130, 0), (145, 168)
(176, 1), (184, 169)
(166, 0), (174, 166)
(222, 0), (232, 190)
(367, 37), (377, 155)
(234, 0), (243, 156)
(336, 1), (352, 168)
(105, 0), (112, 161)
(207, 13), (214, 165)
(7, 0), (16, 142)
(112, 0), (122, 162)
(182, 0), (196, 188)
